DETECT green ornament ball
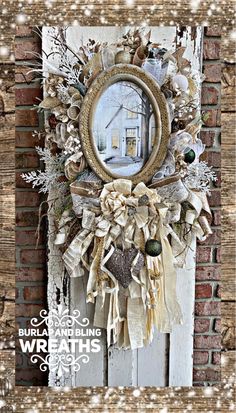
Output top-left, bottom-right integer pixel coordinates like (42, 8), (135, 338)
(184, 149), (196, 164)
(145, 239), (162, 257)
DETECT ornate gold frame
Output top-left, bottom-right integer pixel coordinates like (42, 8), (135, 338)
(79, 64), (171, 184)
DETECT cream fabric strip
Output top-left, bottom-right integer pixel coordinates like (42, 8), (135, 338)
(58, 178), (212, 348)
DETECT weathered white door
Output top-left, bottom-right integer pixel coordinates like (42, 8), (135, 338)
(43, 25), (203, 387)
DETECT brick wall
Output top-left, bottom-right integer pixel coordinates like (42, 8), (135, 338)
(15, 27), (48, 386)
(193, 27), (221, 386)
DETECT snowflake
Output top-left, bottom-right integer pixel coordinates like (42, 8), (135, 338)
(21, 147), (67, 194)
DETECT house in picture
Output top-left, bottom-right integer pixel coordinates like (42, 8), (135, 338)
(93, 81), (156, 175)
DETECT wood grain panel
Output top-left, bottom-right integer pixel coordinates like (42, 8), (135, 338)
(0, 300), (15, 347)
(4, 386), (236, 412)
(0, 2), (235, 63)
(0, 350), (15, 398)
(221, 265), (236, 301)
(222, 350), (236, 379)
(222, 64), (236, 112)
(222, 302), (236, 350)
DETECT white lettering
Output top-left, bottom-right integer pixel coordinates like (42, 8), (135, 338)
(36, 339), (48, 353)
(91, 339), (101, 353)
(48, 339), (58, 353)
(19, 338), (36, 353)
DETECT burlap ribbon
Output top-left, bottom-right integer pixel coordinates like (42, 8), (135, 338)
(59, 177), (212, 349)
(171, 189), (212, 267)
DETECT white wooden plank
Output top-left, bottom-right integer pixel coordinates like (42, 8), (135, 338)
(43, 26), (73, 387)
(67, 25), (176, 387)
(137, 332), (168, 386)
(66, 26), (177, 54)
(70, 276), (106, 386)
(108, 348), (138, 386)
(169, 237), (197, 386)
(43, 27), (106, 386)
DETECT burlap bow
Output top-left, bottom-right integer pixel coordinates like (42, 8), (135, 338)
(59, 177), (212, 349)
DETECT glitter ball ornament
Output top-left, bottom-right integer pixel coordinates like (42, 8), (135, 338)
(145, 239), (162, 257)
(184, 149), (196, 164)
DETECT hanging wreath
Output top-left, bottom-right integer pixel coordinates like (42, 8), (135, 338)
(22, 27), (216, 350)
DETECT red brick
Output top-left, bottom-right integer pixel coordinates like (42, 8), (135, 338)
(16, 109), (39, 127)
(203, 64), (221, 83)
(194, 335), (221, 350)
(193, 367), (220, 382)
(208, 190), (221, 207)
(212, 351), (221, 365)
(214, 319), (221, 333)
(195, 301), (221, 316)
(193, 351), (209, 365)
(203, 39), (221, 60)
(213, 171), (221, 188)
(216, 247), (221, 263)
(210, 228), (221, 245)
(194, 318), (211, 333)
(16, 191), (41, 207)
(203, 109), (221, 127)
(202, 151), (221, 168)
(200, 130), (215, 147)
(215, 284), (221, 298)
(196, 247), (212, 263)
(16, 210), (39, 227)
(15, 131), (44, 148)
(205, 27), (221, 37)
(212, 170), (221, 188)
(20, 249), (46, 264)
(15, 31), (46, 387)
(15, 39), (41, 61)
(23, 285), (45, 301)
(16, 303), (44, 317)
(16, 268), (46, 282)
(198, 229), (221, 246)
(212, 210), (221, 226)
(15, 66), (35, 83)
(15, 87), (42, 106)
(16, 229), (43, 246)
(16, 151), (39, 169)
(16, 172), (32, 188)
(201, 85), (219, 105)
(195, 284), (212, 299)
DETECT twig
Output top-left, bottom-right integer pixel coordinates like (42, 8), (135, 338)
(35, 197), (59, 248)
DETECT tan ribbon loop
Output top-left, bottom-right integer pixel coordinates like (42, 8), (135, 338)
(60, 177), (212, 349)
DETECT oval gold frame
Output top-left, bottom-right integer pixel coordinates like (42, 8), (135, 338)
(79, 64), (171, 184)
